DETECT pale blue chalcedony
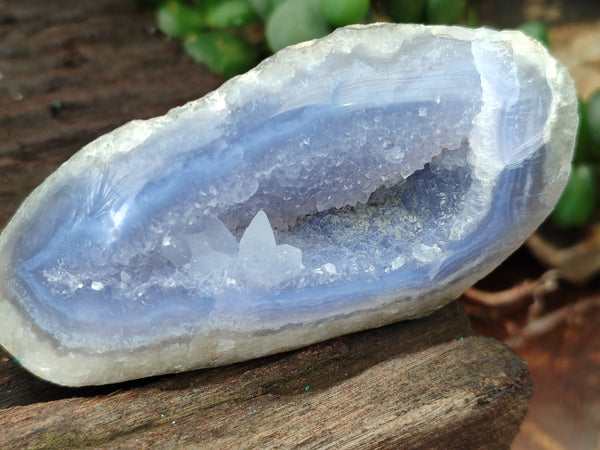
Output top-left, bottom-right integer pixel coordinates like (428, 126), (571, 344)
(0, 24), (577, 386)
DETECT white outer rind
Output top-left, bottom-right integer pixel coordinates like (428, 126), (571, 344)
(0, 24), (577, 386)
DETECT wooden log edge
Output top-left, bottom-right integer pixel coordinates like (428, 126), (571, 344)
(0, 302), (532, 449)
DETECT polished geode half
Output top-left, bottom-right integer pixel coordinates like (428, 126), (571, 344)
(0, 24), (577, 386)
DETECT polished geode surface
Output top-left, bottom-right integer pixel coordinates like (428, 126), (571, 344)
(0, 24), (577, 386)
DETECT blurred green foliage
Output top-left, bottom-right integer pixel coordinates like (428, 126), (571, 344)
(425, 0), (466, 25)
(143, 1), (598, 230)
(146, 0), (470, 78)
(552, 165), (597, 228)
(265, 0), (330, 52)
(551, 92), (600, 228)
(319, 0), (370, 27)
(184, 31), (260, 78)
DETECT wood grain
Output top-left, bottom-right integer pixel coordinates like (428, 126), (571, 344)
(0, 303), (532, 449)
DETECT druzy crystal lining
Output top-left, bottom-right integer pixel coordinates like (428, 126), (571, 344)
(0, 24), (577, 386)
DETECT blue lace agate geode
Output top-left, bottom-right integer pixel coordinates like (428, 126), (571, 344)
(0, 24), (577, 386)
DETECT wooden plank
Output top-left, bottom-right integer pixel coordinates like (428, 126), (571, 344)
(0, 302), (532, 449)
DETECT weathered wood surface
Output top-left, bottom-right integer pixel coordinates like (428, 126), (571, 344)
(0, 0), (222, 226)
(0, 1), (532, 448)
(0, 302), (532, 449)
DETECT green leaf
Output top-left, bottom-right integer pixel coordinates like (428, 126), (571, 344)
(265, 0), (331, 52)
(551, 164), (597, 228)
(156, 1), (206, 39)
(318, 0), (369, 27)
(381, 0), (426, 23)
(248, 0), (287, 19)
(574, 97), (594, 165)
(425, 0), (466, 25)
(585, 88), (600, 152)
(184, 31), (260, 78)
(466, 5), (478, 27)
(518, 21), (550, 48)
(196, 0), (259, 28)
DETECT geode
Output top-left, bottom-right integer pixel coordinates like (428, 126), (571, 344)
(0, 24), (577, 386)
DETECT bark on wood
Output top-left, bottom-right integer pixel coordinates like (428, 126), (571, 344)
(0, 1), (532, 448)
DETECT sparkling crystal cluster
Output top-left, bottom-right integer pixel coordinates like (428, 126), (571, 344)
(0, 24), (577, 385)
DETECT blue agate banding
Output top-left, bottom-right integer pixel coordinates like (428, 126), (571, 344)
(0, 24), (577, 386)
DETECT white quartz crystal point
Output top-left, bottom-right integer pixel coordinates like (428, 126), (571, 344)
(238, 210), (304, 287)
(0, 23), (577, 386)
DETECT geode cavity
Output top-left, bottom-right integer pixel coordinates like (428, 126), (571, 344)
(0, 24), (577, 386)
